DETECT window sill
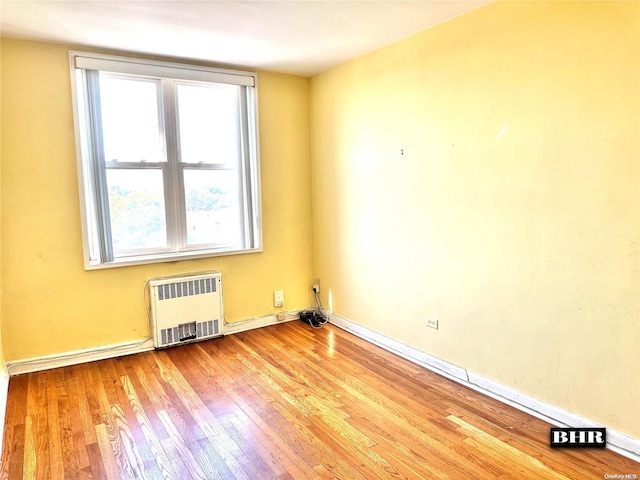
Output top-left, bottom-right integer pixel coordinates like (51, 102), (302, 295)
(84, 245), (263, 270)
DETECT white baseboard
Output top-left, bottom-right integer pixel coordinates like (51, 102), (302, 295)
(6, 310), (301, 376)
(223, 311), (299, 335)
(6, 338), (155, 376)
(328, 312), (640, 463)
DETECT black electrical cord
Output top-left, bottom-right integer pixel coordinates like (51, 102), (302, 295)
(300, 289), (328, 329)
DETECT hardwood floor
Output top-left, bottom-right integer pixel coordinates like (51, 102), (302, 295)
(1, 321), (637, 479)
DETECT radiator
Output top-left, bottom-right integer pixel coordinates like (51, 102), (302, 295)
(149, 272), (224, 349)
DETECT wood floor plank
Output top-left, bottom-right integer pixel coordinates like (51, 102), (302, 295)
(85, 442), (106, 480)
(2, 322), (638, 479)
(157, 409), (207, 480)
(120, 356), (170, 445)
(3, 374), (28, 479)
(0, 424), (13, 480)
(58, 374), (82, 480)
(94, 422), (121, 480)
(87, 363), (112, 423)
(66, 373), (94, 475)
(120, 375), (179, 480)
(28, 376), (51, 480)
(7, 423), (25, 480)
(22, 415), (37, 479)
(45, 370), (64, 480)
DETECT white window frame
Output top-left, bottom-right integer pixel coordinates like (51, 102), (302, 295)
(69, 51), (262, 269)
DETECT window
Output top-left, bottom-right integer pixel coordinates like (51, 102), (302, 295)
(70, 51), (262, 269)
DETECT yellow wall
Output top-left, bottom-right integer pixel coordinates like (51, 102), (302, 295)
(310, 1), (639, 438)
(0, 42), (4, 370)
(1, 39), (314, 361)
(0, 40), (7, 448)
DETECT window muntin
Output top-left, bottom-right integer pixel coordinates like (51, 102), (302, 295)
(70, 51), (262, 269)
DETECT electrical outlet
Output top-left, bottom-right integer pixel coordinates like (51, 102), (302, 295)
(426, 316), (438, 329)
(274, 290), (284, 308)
(313, 279), (321, 293)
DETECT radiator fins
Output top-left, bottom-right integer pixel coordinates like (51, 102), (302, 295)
(159, 320), (220, 347)
(157, 277), (216, 301)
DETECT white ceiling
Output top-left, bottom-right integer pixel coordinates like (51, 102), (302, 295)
(1, 1), (490, 77)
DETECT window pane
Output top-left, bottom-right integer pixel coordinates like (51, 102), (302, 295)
(177, 83), (240, 165)
(99, 75), (164, 163)
(106, 169), (167, 251)
(184, 170), (242, 246)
